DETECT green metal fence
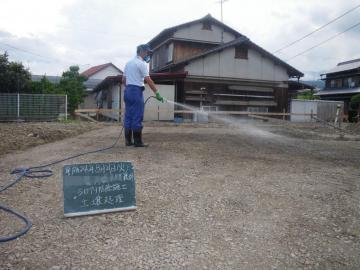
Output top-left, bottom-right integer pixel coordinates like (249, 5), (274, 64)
(0, 93), (67, 121)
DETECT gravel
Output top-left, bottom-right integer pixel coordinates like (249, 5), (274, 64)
(0, 121), (359, 269)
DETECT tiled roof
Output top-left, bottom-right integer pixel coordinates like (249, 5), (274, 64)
(315, 87), (360, 95)
(80, 63), (122, 78)
(322, 58), (360, 75)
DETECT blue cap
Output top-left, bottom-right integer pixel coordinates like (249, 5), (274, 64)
(137, 44), (153, 55)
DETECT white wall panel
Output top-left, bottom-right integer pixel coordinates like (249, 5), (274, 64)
(185, 47), (289, 82)
(174, 23), (235, 43)
(143, 84), (175, 121)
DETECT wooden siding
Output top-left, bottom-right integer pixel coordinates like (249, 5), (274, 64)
(181, 81), (287, 112)
(214, 100), (277, 106)
(151, 44), (172, 71)
(271, 87), (288, 113)
(173, 41), (217, 63)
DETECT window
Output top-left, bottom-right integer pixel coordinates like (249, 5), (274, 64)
(151, 52), (159, 70)
(330, 80), (336, 88)
(167, 43), (174, 62)
(201, 106), (218, 112)
(151, 53), (156, 70)
(355, 77), (360, 87)
(235, 45), (248, 59)
(156, 53), (159, 66)
(336, 79), (342, 88)
(349, 77), (355, 88)
(247, 107), (268, 113)
(202, 21), (212, 30)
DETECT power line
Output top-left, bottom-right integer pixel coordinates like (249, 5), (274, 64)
(273, 3), (360, 54)
(0, 41), (55, 62)
(285, 21), (360, 61)
(0, 42), (86, 68)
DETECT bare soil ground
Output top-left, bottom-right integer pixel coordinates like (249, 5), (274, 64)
(0, 121), (102, 157)
(0, 121), (359, 269)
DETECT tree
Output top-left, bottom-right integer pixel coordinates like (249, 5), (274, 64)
(350, 93), (360, 110)
(58, 66), (86, 114)
(349, 93), (360, 122)
(0, 52), (31, 93)
(27, 76), (61, 94)
(296, 89), (319, 100)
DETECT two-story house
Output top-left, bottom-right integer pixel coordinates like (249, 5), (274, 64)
(317, 58), (360, 119)
(148, 14), (303, 114)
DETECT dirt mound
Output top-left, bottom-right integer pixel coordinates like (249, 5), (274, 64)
(0, 121), (103, 156)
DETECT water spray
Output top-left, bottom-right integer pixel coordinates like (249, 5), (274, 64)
(166, 100), (280, 138)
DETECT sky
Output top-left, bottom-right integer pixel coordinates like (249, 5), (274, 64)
(0, 0), (359, 80)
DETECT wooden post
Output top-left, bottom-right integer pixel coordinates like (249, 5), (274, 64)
(334, 104), (341, 127)
(282, 108), (286, 121)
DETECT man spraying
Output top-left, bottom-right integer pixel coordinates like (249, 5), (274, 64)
(123, 44), (164, 147)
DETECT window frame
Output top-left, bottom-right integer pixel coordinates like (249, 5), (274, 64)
(167, 43), (174, 63)
(330, 79), (336, 88)
(235, 45), (248, 59)
(202, 21), (212, 31)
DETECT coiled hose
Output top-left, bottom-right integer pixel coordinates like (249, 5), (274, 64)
(0, 96), (156, 243)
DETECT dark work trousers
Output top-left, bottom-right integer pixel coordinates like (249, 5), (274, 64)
(124, 84), (144, 132)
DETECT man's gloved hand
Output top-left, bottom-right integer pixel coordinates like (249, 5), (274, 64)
(156, 91), (164, 103)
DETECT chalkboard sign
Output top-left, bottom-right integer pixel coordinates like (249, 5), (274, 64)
(63, 162), (136, 217)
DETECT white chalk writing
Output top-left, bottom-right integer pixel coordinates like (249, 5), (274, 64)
(78, 194), (125, 207)
(64, 162), (132, 176)
(73, 183), (128, 199)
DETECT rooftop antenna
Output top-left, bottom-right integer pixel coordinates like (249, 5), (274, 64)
(216, 0), (229, 43)
(216, 0), (229, 22)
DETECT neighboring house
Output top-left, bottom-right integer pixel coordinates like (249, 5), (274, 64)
(148, 14), (303, 115)
(288, 80), (316, 99)
(32, 75), (62, 84)
(80, 63), (123, 109)
(93, 73), (187, 121)
(316, 58), (360, 119)
(31, 74), (102, 96)
(32, 63), (122, 111)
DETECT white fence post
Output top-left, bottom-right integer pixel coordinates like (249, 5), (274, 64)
(17, 93), (20, 119)
(65, 95), (68, 120)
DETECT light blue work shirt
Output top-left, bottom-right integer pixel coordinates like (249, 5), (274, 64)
(124, 56), (149, 87)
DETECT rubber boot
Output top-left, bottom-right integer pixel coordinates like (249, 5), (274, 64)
(133, 130), (148, 147)
(125, 129), (133, 146)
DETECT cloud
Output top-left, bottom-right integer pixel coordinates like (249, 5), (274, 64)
(0, 30), (74, 74)
(0, 0), (359, 79)
(0, 31), (13, 38)
(263, 0), (360, 78)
